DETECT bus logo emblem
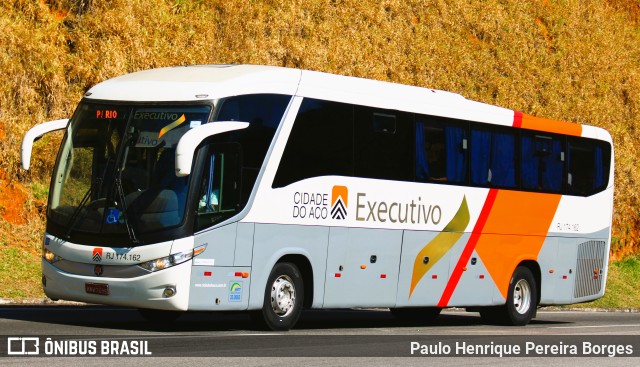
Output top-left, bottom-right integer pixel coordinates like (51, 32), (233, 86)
(94, 265), (104, 276)
(229, 282), (242, 302)
(92, 248), (103, 262)
(331, 186), (348, 220)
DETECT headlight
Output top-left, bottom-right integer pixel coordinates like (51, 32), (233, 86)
(138, 244), (207, 272)
(43, 247), (63, 264)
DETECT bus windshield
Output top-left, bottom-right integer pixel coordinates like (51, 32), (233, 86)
(48, 103), (212, 241)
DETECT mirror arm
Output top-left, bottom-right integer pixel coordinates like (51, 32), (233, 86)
(175, 121), (249, 177)
(21, 119), (69, 170)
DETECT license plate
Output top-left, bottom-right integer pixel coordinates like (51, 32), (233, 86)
(85, 283), (109, 296)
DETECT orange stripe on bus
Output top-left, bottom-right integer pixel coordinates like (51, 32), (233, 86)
(475, 191), (562, 299)
(515, 112), (582, 137)
(437, 189), (498, 307)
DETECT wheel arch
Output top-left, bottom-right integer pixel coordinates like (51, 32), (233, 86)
(276, 254), (314, 308)
(516, 260), (541, 306)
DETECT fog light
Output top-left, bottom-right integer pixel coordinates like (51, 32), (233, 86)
(162, 286), (176, 298)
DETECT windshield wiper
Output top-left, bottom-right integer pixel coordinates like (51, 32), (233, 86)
(114, 173), (139, 245)
(112, 128), (140, 245)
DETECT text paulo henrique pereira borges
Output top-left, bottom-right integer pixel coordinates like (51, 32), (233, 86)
(410, 341), (634, 357)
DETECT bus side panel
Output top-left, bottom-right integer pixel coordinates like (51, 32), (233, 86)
(248, 224), (329, 310)
(396, 230), (456, 307)
(323, 227), (402, 308)
(234, 222), (254, 266)
(194, 223), (238, 266)
(189, 223), (250, 310)
(549, 237), (578, 304)
(188, 265), (251, 311)
(537, 237), (561, 304)
(538, 227), (610, 305)
(446, 249), (499, 307)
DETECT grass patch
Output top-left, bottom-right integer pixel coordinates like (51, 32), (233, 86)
(31, 182), (49, 201)
(0, 219), (46, 299)
(0, 242), (44, 299)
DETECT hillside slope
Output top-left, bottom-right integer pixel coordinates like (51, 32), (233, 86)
(1, 0), (639, 287)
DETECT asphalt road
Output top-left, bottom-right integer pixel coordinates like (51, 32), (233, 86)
(0, 306), (638, 366)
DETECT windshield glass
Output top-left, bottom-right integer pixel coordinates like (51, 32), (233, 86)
(48, 94), (292, 245)
(48, 103), (211, 240)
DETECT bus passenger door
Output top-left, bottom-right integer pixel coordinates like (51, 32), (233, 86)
(189, 145), (249, 310)
(323, 227), (402, 308)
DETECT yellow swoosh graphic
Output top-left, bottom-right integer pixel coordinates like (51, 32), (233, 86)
(409, 196), (470, 298)
(158, 114), (186, 138)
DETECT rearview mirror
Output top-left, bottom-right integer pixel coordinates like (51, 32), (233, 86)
(21, 119), (69, 170)
(175, 121), (249, 177)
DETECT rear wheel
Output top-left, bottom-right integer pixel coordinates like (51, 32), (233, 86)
(479, 266), (537, 326)
(253, 262), (304, 331)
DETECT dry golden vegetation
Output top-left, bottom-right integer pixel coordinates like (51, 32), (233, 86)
(0, 0), (639, 297)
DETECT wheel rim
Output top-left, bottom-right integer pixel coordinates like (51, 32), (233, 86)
(270, 275), (296, 317)
(512, 278), (531, 314)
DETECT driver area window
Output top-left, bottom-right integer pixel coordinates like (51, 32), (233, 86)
(195, 145), (241, 231)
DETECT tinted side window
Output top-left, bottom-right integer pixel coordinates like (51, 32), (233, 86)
(217, 94), (290, 129)
(416, 117), (467, 184)
(272, 99), (353, 188)
(215, 94), (291, 169)
(470, 128), (517, 188)
(355, 107), (412, 181)
(521, 134), (564, 193)
(567, 139), (611, 196)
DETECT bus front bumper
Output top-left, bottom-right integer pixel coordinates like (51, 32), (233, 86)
(41, 259), (192, 311)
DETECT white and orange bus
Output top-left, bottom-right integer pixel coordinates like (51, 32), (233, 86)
(21, 65), (613, 330)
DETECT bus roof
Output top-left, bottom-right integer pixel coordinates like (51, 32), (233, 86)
(85, 65), (302, 102)
(84, 64), (611, 142)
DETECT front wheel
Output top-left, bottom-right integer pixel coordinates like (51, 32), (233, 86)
(480, 266), (537, 326)
(254, 262), (304, 331)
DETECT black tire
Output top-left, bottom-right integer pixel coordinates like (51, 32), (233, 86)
(479, 266), (537, 326)
(138, 308), (182, 323)
(390, 307), (441, 324)
(254, 262), (304, 331)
